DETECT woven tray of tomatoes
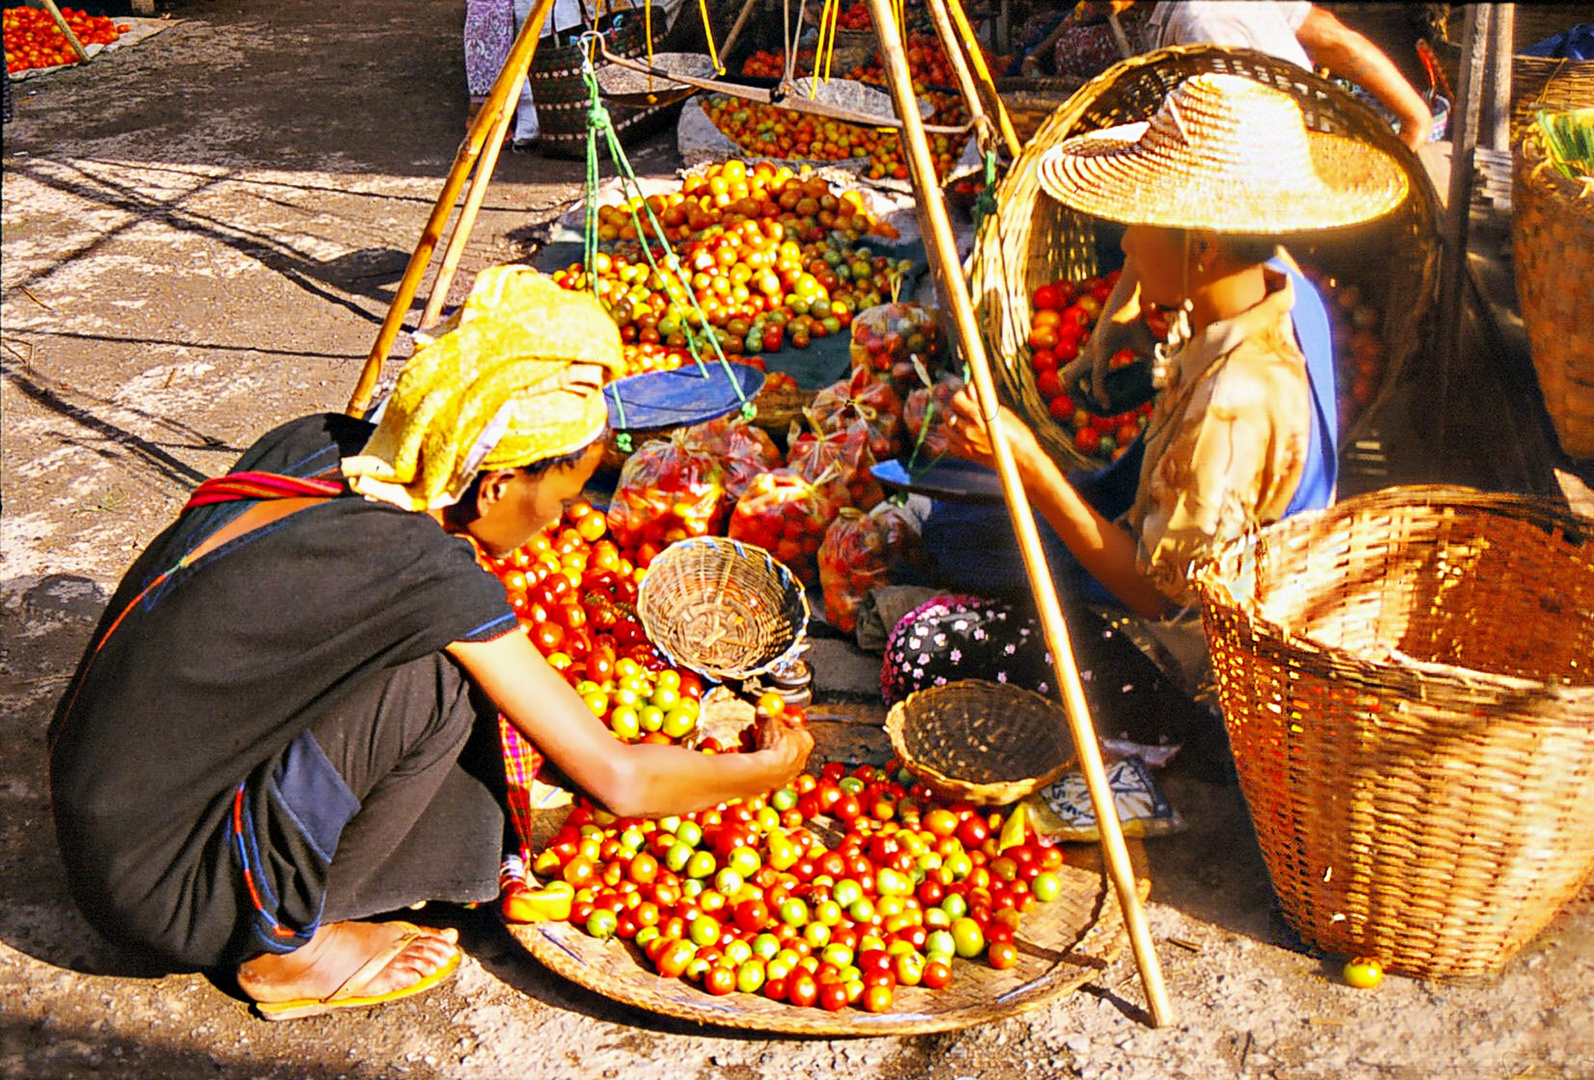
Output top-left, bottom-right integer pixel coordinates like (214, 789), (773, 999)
(506, 741), (1141, 1035)
(4, 10), (172, 79)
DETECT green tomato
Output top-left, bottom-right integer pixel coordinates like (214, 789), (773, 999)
(779, 897), (809, 927)
(638, 705), (665, 733)
(664, 842), (694, 873)
(661, 705), (697, 739)
(689, 914), (722, 947)
(832, 878), (863, 908)
(736, 960), (767, 995)
(950, 917), (986, 959)
(675, 821), (703, 848)
(713, 868), (744, 896)
(1031, 870), (1063, 904)
(751, 933), (781, 961)
(686, 850), (717, 879)
(726, 846), (762, 878)
(771, 787), (799, 812)
(586, 909), (619, 940)
(925, 929), (956, 959)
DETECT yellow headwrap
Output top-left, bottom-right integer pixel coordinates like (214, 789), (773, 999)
(342, 265), (624, 510)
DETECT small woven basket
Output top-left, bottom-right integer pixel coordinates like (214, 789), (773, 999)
(1512, 115), (1594, 459)
(1429, 4), (1594, 137)
(638, 536), (810, 681)
(749, 378), (816, 437)
(885, 680), (1077, 807)
(1193, 485), (1594, 978)
(970, 45), (1440, 471)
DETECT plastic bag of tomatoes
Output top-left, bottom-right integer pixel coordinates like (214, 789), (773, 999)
(787, 417), (884, 512)
(607, 430), (728, 552)
(681, 414), (782, 501)
(726, 467), (842, 585)
(849, 302), (946, 398)
(809, 367), (905, 464)
(817, 503), (924, 634)
(902, 372), (963, 460)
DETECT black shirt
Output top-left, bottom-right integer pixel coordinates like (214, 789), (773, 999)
(48, 414), (515, 965)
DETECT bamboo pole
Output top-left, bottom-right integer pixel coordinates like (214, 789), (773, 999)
(417, 62), (522, 331)
(941, 0), (1021, 159)
(721, 0), (761, 58)
(922, 0), (998, 154)
(346, 0), (559, 418)
(39, 0), (89, 63)
(864, 0), (1174, 1030)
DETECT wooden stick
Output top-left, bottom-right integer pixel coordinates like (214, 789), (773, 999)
(346, 0), (559, 418)
(941, 0), (1021, 158)
(1486, 4), (1513, 153)
(418, 61), (523, 330)
(864, 0), (1174, 1030)
(923, 0), (998, 154)
(721, 0), (761, 58)
(39, 0), (90, 63)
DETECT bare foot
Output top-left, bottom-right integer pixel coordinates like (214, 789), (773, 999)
(237, 920), (459, 1006)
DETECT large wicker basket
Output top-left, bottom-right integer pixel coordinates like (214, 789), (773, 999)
(1193, 485), (1594, 978)
(970, 45), (1441, 471)
(1428, 4), (1594, 137)
(1513, 116), (1594, 460)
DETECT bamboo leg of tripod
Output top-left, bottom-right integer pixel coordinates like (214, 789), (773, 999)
(346, 0), (558, 417)
(866, 0), (1174, 1030)
(941, 0), (1021, 157)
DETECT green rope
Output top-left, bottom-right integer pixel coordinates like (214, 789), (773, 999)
(969, 149), (999, 237)
(579, 51), (757, 438)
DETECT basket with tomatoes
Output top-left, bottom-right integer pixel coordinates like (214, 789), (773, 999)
(506, 750), (1138, 1034)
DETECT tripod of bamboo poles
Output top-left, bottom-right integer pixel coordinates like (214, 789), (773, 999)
(865, 0), (1175, 1030)
(347, 0), (559, 417)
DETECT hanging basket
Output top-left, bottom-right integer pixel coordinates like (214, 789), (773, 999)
(1427, 5), (1594, 137)
(1193, 485), (1594, 978)
(969, 45), (1441, 471)
(530, 7), (680, 160)
(1512, 114), (1594, 459)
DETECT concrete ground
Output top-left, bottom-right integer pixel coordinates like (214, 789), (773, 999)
(3, 3), (1591, 1078)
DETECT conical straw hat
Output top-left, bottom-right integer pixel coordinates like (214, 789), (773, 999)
(1037, 73), (1408, 233)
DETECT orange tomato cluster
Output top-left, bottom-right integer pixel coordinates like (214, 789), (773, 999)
(700, 98), (961, 182)
(3, 6), (124, 73)
(1026, 273), (1154, 463)
(480, 502), (720, 747)
(534, 758), (1070, 1013)
(554, 160), (911, 363)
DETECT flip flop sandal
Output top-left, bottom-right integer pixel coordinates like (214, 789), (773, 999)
(253, 922), (463, 1022)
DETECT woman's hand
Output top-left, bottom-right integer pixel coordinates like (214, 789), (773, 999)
(755, 712), (814, 787)
(944, 386), (1041, 474)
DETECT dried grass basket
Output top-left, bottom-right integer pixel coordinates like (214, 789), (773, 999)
(1429, 4), (1594, 136)
(749, 377), (816, 438)
(886, 680), (1077, 806)
(1192, 485), (1594, 978)
(970, 45), (1440, 471)
(530, 6), (678, 160)
(638, 536), (809, 681)
(1512, 115), (1594, 459)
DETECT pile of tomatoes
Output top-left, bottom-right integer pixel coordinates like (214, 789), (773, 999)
(1025, 273), (1155, 463)
(554, 160), (912, 364)
(1300, 264), (1387, 434)
(4, 5), (125, 73)
(533, 754), (1070, 1012)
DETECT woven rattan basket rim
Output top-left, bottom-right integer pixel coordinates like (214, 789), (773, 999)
(1192, 484), (1594, 706)
(1516, 121), (1594, 210)
(884, 680), (1077, 805)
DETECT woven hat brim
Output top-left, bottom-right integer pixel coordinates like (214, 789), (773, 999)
(1037, 121), (1409, 234)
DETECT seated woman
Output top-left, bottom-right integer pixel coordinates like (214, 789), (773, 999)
(907, 73), (1405, 693)
(47, 267), (812, 1020)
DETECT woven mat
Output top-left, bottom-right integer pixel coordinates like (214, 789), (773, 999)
(11, 17), (178, 82)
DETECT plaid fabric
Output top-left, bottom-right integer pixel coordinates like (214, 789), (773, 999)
(498, 713), (544, 861)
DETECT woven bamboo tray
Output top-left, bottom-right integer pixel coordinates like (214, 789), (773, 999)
(1512, 117), (1594, 459)
(1428, 4), (1594, 136)
(509, 846), (1141, 1035)
(1193, 485), (1594, 978)
(969, 45), (1440, 471)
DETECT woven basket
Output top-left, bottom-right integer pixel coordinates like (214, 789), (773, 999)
(749, 378), (816, 437)
(1512, 117), (1594, 460)
(970, 45), (1441, 471)
(1428, 4), (1594, 137)
(1193, 485), (1594, 978)
(530, 7), (678, 160)
(991, 76), (1088, 145)
(885, 680), (1076, 806)
(638, 536), (809, 681)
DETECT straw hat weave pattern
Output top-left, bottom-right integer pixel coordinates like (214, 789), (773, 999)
(1037, 73), (1408, 234)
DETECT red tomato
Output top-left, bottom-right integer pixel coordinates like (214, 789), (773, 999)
(1032, 283), (1061, 312)
(787, 971), (819, 1008)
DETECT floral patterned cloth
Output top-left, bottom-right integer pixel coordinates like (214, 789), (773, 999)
(465, 0), (516, 97)
(1124, 267), (1310, 607)
(882, 595), (1055, 705)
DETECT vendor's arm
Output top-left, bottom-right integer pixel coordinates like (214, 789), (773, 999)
(945, 388), (1171, 619)
(448, 633), (812, 818)
(1296, 6), (1431, 151)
